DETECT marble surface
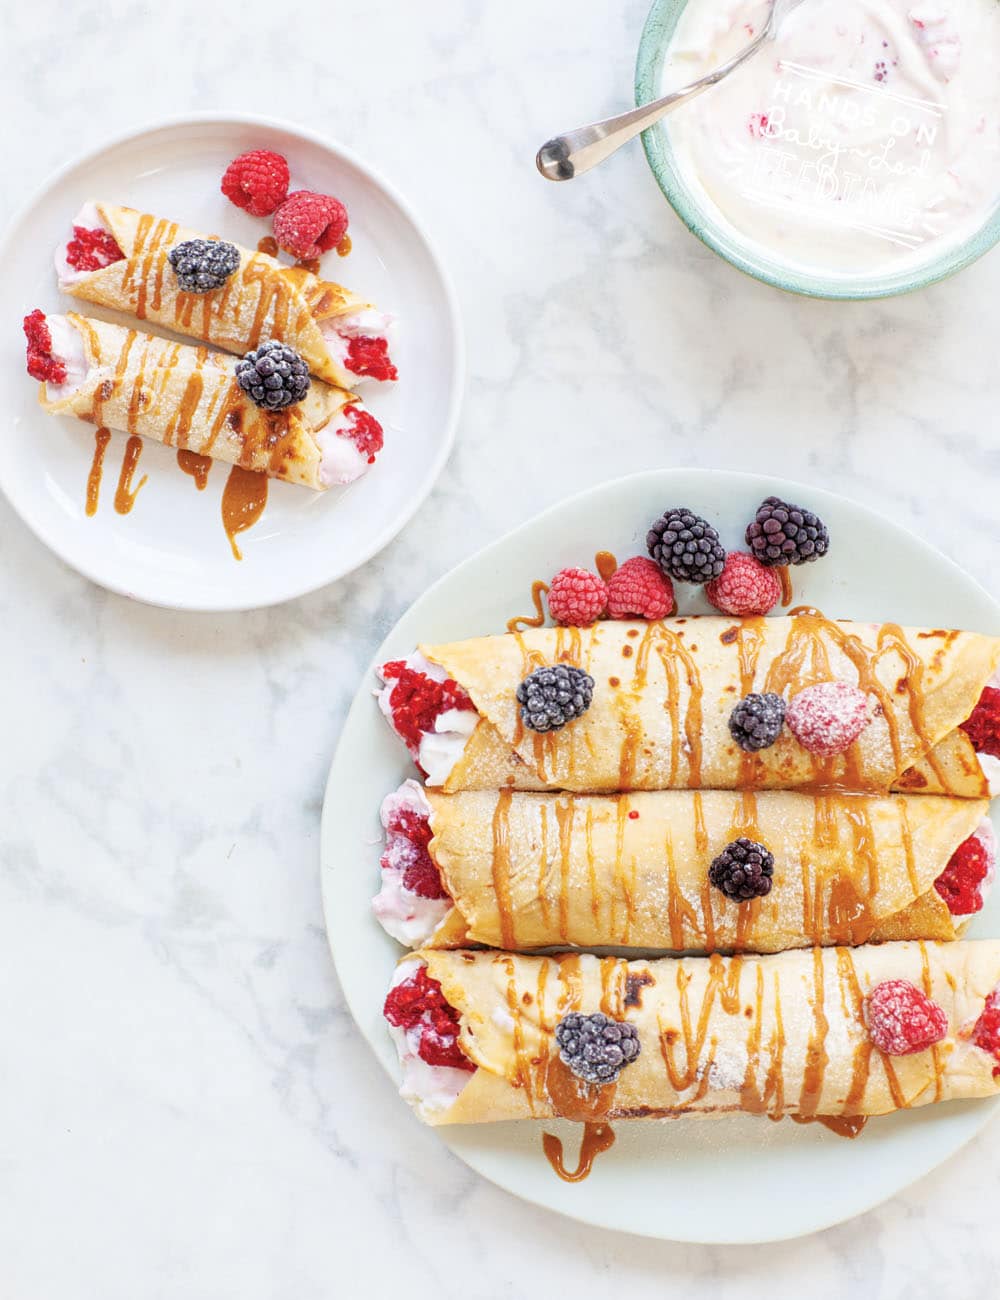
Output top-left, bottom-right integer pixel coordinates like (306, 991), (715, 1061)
(2, 1), (1000, 1296)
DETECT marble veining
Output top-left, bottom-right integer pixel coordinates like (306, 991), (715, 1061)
(2, 0), (1000, 1295)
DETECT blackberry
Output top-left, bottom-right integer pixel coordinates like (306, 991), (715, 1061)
(554, 1012), (640, 1085)
(235, 340), (311, 411)
(709, 837), (775, 901)
(729, 692), (786, 752)
(516, 664), (594, 733)
(647, 507), (726, 584)
(745, 496), (830, 567)
(168, 238), (240, 293)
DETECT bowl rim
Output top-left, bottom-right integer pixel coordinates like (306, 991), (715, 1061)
(635, 0), (1000, 301)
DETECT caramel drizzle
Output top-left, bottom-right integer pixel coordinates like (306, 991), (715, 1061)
(542, 1122), (615, 1182)
(177, 449), (212, 490)
(85, 428), (111, 516)
(221, 465), (268, 561)
(491, 790), (516, 948)
(113, 436), (147, 514)
(506, 581), (550, 635)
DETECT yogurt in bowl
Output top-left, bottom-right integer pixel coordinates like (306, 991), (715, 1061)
(637, 0), (1000, 296)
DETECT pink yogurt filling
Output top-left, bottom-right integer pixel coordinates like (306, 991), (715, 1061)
(376, 654), (478, 785)
(373, 781), (452, 947)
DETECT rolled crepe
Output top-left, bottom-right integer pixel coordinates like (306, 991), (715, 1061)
(391, 941), (1000, 1125)
(405, 617), (1000, 796)
(375, 783), (994, 952)
(37, 312), (380, 488)
(57, 202), (394, 388)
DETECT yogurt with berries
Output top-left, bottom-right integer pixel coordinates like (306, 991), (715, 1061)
(661, 0), (1000, 277)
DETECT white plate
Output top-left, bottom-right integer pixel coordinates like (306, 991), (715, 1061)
(0, 113), (463, 611)
(322, 468), (1000, 1245)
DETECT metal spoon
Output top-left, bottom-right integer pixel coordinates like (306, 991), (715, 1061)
(536, 0), (806, 181)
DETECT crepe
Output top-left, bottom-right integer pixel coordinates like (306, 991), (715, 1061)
(60, 203), (385, 388)
(402, 941), (1000, 1124)
(417, 616), (1000, 796)
(393, 788), (989, 951)
(39, 313), (365, 488)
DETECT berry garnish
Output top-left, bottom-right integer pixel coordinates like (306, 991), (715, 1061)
(547, 568), (608, 626)
(934, 832), (993, 917)
(383, 807), (447, 899)
(866, 979), (947, 1056)
(516, 664), (594, 733)
(221, 149), (290, 217)
(380, 661), (475, 757)
(383, 966), (474, 1072)
(786, 682), (871, 757)
(705, 551), (782, 617)
(729, 692), (786, 752)
(273, 191), (349, 261)
(606, 556), (674, 620)
(960, 686), (1000, 760)
(554, 1012), (640, 1085)
(235, 340), (310, 410)
(340, 404), (384, 463)
(344, 335), (398, 382)
(168, 238), (240, 294)
(64, 225), (124, 273)
(647, 508), (726, 585)
(709, 837), (774, 901)
(972, 989), (1000, 1066)
(746, 495), (830, 567)
(23, 310), (67, 385)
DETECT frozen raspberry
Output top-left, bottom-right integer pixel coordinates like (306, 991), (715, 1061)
(382, 806), (446, 899)
(341, 404), (384, 463)
(65, 225), (124, 273)
(866, 979), (948, 1056)
(221, 149), (290, 218)
(383, 966), (474, 1071)
(606, 557), (674, 620)
(386, 807), (433, 852)
(786, 682), (871, 757)
(972, 990), (1000, 1070)
(23, 310), (66, 384)
(547, 568), (608, 625)
(960, 686), (1000, 759)
(344, 335), (398, 382)
(381, 662), (475, 756)
(934, 833), (993, 916)
(273, 191), (349, 260)
(705, 551), (781, 617)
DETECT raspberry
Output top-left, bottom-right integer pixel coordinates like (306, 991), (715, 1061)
(547, 568), (608, 625)
(344, 336), (398, 382)
(606, 557), (674, 620)
(934, 832), (993, 916)
(960, 686), (1000, 759)
(383, 966), (474, 1071)
(386, 807), (433, 852)
(341, 404), (384, 463)
(273, 191), (349, 260)
(866, 979), (948, 1056)
(64, 225), (124, 272)
(381, 662), (475, 756)
(221, 149), (290, 218)
(705, 551), (781, 617)
(786, 681), (871, 757)
(972, 989), (1000, 1068)
(23, 310), (66, 384)
(382, 805), (446, 899)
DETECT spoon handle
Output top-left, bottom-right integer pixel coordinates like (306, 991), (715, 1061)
(536, 25), (771, 182)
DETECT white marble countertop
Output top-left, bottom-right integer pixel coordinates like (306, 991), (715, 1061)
(3, 1), (1000, 1295)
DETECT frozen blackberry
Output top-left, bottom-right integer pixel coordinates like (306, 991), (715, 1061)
(235, 340), (311, 411)
(516, 664), (594, 733)
(168, 238), (240, 293)
(729, 692), (786, 752)
(554, 1012), (640, 1085)
(745, 496), (830, 567)
(709, 837), (775, 901)
(647, 507), (726, 584)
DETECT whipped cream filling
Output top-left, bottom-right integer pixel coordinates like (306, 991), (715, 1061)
(662, 0), (1000, 278)
(315, 401), (379, 487)
(320, 309), (396, 383)
(54, 201), (106, 287)
(373, 780), (451, 946)
(376, 652), (480, 785)
(386, 959), (473, 1113)
(41, 314), (90, 402)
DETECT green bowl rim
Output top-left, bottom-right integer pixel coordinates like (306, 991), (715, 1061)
(635, 0), (1000, 300)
